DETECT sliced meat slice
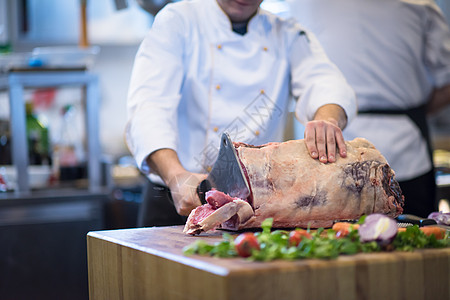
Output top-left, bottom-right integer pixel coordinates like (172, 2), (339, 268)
(206, 189), (235, 209)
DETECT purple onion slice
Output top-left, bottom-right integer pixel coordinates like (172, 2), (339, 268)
(427, 212), (450, 226)
(358, 213), (398, 245)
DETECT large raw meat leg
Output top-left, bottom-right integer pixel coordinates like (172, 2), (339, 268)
(184, 138), (404, 235)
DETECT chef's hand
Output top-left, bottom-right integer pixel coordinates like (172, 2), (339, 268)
(304, 104), (348, 163)
(147, 148), (207, 216)
(167, 171), (207, 216)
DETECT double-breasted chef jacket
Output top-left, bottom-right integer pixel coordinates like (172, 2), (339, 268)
(126, 0), (357, 184)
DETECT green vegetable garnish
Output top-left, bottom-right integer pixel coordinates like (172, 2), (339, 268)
(182, 218), (449, 261)
(393, 225), (449, 251)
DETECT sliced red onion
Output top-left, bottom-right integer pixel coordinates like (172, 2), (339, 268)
(427, 212), (450, 226)
(358, 214), (398, 245)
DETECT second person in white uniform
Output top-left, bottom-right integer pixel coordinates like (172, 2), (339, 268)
(290, 0), (450, 217)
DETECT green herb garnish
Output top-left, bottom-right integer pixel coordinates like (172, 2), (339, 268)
(183, 218), (449, 261)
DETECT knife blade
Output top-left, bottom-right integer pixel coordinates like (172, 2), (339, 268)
(396, 214), (450, 231)
(196, 132), (250, 204)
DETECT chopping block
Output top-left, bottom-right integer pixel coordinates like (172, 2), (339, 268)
(87, 226), (449, 300)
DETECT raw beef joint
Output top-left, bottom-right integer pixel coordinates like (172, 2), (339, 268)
(184, 138), (404, 235)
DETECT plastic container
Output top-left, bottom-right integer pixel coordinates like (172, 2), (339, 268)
(0, 165), (52, 190)
(30, 46), (100, 68)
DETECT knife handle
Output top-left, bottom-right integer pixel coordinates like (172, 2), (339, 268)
(396, 214), (437, 227)
(196, 179), (211, 205)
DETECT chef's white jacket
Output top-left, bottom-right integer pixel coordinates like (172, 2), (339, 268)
(126, 0), (356, 184)
(290, 0), (450, 181)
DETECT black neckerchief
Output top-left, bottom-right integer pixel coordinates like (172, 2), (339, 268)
(232, 21), (249, 35)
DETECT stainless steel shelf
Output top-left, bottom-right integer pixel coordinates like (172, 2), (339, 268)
(6, 68), (102, 193)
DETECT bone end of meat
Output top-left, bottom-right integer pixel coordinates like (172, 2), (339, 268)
(183, 200), (253, 235)
(234, 199), (253, 224)
(220, 199), (254, 230)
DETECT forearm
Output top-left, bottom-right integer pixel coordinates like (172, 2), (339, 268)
(146, 148), (186, 186)
(313, 104), (348, 130)
(427, 84), (450, 115)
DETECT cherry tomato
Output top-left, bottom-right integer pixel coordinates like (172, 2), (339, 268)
(234, 232), (260, 257)
(288, 229), (312, 246)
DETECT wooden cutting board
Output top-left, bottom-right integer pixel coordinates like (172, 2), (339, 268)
(87, 226), (449, 300)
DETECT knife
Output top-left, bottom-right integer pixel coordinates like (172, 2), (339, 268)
(196, 132), (250, 205)
(396, 214), (450, 231)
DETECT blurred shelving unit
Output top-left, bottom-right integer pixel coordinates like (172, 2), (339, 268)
(0, 57), (109, 300)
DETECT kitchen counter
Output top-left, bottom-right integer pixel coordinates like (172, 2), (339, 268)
(87, 226), (449, 300)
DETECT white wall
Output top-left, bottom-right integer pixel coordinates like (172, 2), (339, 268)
(90, 45), (140, 158)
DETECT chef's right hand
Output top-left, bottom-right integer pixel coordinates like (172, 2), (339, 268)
(167, 171), (207, 216)
(305, 104), (348, 163)
(304, 119), (346, 163)
(146, 148), (207, 216)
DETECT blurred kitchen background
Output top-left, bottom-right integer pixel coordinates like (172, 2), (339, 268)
(0, 0), (449, 299)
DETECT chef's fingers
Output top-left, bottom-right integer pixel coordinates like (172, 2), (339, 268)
(335, 130), (347, 158)
(326, 127), (336, 163)
(304, 123), (319, 159)
(314, 122), (328, 163)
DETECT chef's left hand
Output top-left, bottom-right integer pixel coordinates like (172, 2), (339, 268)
(304, 104), (348, 163)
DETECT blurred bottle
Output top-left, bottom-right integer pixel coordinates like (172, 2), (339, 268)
(53, 104), (85, 181)
(26, 102), (50, 165)
(0, 43), (11, 54)
(0, 120), (11, 165)
(0, 0), (12, 54)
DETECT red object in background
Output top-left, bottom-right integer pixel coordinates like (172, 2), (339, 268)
(0, 173), (7, 192)
(32, 88), (56, 110)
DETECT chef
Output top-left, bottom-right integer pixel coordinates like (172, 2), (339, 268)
(126, 0), (357, 226)
(290, 0), (450, 217)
